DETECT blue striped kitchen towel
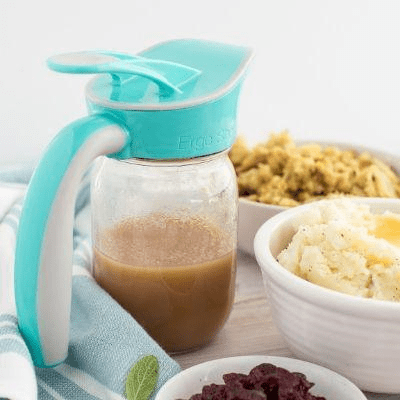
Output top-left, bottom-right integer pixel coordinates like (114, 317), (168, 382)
(0, 164), (181, 400)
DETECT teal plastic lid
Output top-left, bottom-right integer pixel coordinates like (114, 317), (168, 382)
(47, 39), (254, 159)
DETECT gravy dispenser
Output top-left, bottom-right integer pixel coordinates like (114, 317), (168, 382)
(14, 39), (253, 367)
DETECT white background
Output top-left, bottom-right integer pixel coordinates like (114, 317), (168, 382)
(1, 0), (400, 165)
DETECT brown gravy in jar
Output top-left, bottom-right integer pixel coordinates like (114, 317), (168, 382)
(93, 214), (236, 352)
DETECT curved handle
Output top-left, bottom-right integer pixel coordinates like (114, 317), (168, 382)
(14, 114), (129, 367)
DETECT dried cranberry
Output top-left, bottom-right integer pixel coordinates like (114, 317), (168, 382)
(180, 363), (326, 400)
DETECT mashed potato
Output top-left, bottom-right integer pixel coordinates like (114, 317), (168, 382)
(229, 132), (400, 206)
(277, 199), (400, 301)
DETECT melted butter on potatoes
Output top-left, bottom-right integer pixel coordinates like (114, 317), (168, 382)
(277, 200), (400, 301)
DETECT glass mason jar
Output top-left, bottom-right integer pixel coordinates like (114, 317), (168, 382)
(91, 150), (238, 353)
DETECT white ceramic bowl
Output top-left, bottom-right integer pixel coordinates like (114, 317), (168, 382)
(155, 355), (367, 400)
(254, 197), (400, 393)
(238, 141), (400, 256)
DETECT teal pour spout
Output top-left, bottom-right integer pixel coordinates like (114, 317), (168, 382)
(47, 50), (203, 96)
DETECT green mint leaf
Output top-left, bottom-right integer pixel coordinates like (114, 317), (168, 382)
(125, 355), (159, 400)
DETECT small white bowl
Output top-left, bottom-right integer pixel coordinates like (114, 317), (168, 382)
(155, 355), (367, 400)
(238, 141), (400, 256)
(238, 198), (284, 256)
(254, 197), (400, 393)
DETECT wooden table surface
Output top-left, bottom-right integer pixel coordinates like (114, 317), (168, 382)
(173, 250), (400, 400)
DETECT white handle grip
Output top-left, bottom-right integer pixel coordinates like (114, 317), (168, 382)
(15, 114), (129, 367)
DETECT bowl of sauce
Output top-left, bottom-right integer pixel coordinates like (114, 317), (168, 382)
(155, 355), (367, 400)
